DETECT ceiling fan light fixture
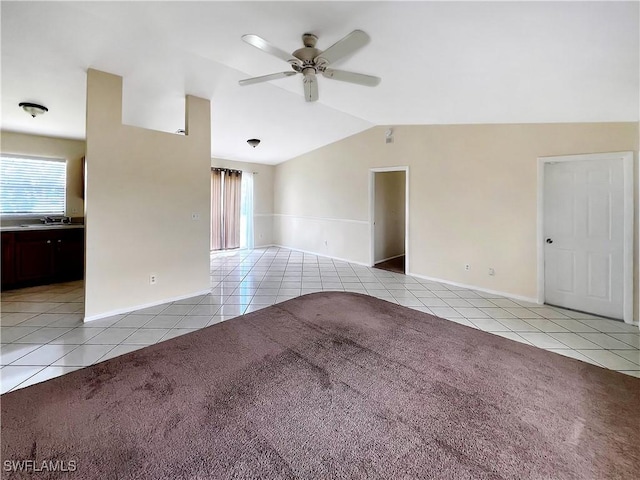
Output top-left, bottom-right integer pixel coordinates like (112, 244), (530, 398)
(19, 102), (48, 118)
(247, 138), (261, 148)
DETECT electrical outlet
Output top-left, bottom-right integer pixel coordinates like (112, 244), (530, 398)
(150, 274), (157, 285)
(191, 213), (200, 221)
(465, 264), (470, 271)
(488, 268), (495, 276)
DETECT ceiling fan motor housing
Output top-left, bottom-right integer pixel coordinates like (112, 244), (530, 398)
(293, 47), (321, 63)
(302, 33), (317, 48)
(293, 32), (322, 67)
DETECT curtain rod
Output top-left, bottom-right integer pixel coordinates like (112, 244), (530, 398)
(211, 167), (242, 175)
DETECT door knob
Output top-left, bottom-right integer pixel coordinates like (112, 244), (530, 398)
(546, 238), (553, 244)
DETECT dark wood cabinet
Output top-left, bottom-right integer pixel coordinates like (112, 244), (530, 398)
(14, 230), (56, 283)
(1, 232), (16, 286)
(55, 230), (84, 281)
(1, 228), (84, 290)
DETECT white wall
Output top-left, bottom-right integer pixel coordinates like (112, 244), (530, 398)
(84, 69), (211, 320)
(274, 123), (639, 319)
(374, 171), (405, 263)
(211, 157), (274, 247)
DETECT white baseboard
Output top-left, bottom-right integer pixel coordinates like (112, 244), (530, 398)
(213, 244), (540, 305)
(271, 244), (370, 267)
(83, 288), (212, 322)
(407, 271), (540, 305)
(374, 253), (405, 265)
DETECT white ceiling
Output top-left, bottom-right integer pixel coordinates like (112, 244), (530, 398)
(1, 1), (638, 165)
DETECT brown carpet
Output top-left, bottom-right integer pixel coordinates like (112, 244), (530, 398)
(374, 255), (405, 274)
(1, 292), (639, 479)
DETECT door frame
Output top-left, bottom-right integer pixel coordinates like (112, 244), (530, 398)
(369, 167), (410, 270)
(536, 151), (634, 323)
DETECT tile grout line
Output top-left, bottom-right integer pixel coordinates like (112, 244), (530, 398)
(2, 246), (639, 393)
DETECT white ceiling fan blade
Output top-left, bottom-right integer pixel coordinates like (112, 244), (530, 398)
(315, 30), (370, 65)
(303, 73), (318, 102)
(241, 34), (298, 64)
(239, 71), (298, 86)
(322, 68), (381, 87)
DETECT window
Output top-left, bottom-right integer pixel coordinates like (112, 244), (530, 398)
(240, 172), (254, 250)
(0, 155), (67, 215)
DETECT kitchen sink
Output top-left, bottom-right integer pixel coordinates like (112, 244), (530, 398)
(19, 224), (62, 228)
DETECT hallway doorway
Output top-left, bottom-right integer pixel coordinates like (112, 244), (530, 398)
(369, 167), (409, 274)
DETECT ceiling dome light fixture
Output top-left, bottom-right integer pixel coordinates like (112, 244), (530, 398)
(247, 138), (261, 148)
(19, 102), (48, 118)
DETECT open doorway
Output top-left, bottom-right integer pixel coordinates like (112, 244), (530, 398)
(370, 167), (409, 274)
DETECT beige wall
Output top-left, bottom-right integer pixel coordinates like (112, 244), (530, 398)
(211, 157), (274, 246)
(274, 123), (639, 320)
(374, 171), (405, 263)
(85, 69), (211, 320)
(0, 131), (85, 217)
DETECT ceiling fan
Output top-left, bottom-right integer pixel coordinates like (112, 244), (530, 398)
(238, 30), (381, 102)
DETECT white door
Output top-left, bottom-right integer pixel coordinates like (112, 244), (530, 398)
(543, 158), (624, 319)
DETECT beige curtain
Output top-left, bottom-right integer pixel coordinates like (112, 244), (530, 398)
(211, 169), (223, 250)
(223, 170), (242, 249)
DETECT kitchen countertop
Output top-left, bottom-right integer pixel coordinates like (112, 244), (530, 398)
(0, 224), (85, 233)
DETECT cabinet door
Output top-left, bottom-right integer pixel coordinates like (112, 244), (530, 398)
(55, 230), (84, 281)
(15, 233), (55, 283)
(1, 232), (16, 287)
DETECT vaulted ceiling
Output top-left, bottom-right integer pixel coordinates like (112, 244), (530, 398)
(2, 1), (638, 164)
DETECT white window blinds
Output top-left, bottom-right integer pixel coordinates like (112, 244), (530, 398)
(0, 155), (67, 215)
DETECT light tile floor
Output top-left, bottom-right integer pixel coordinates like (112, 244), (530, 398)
(2, 247), (639, 393)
